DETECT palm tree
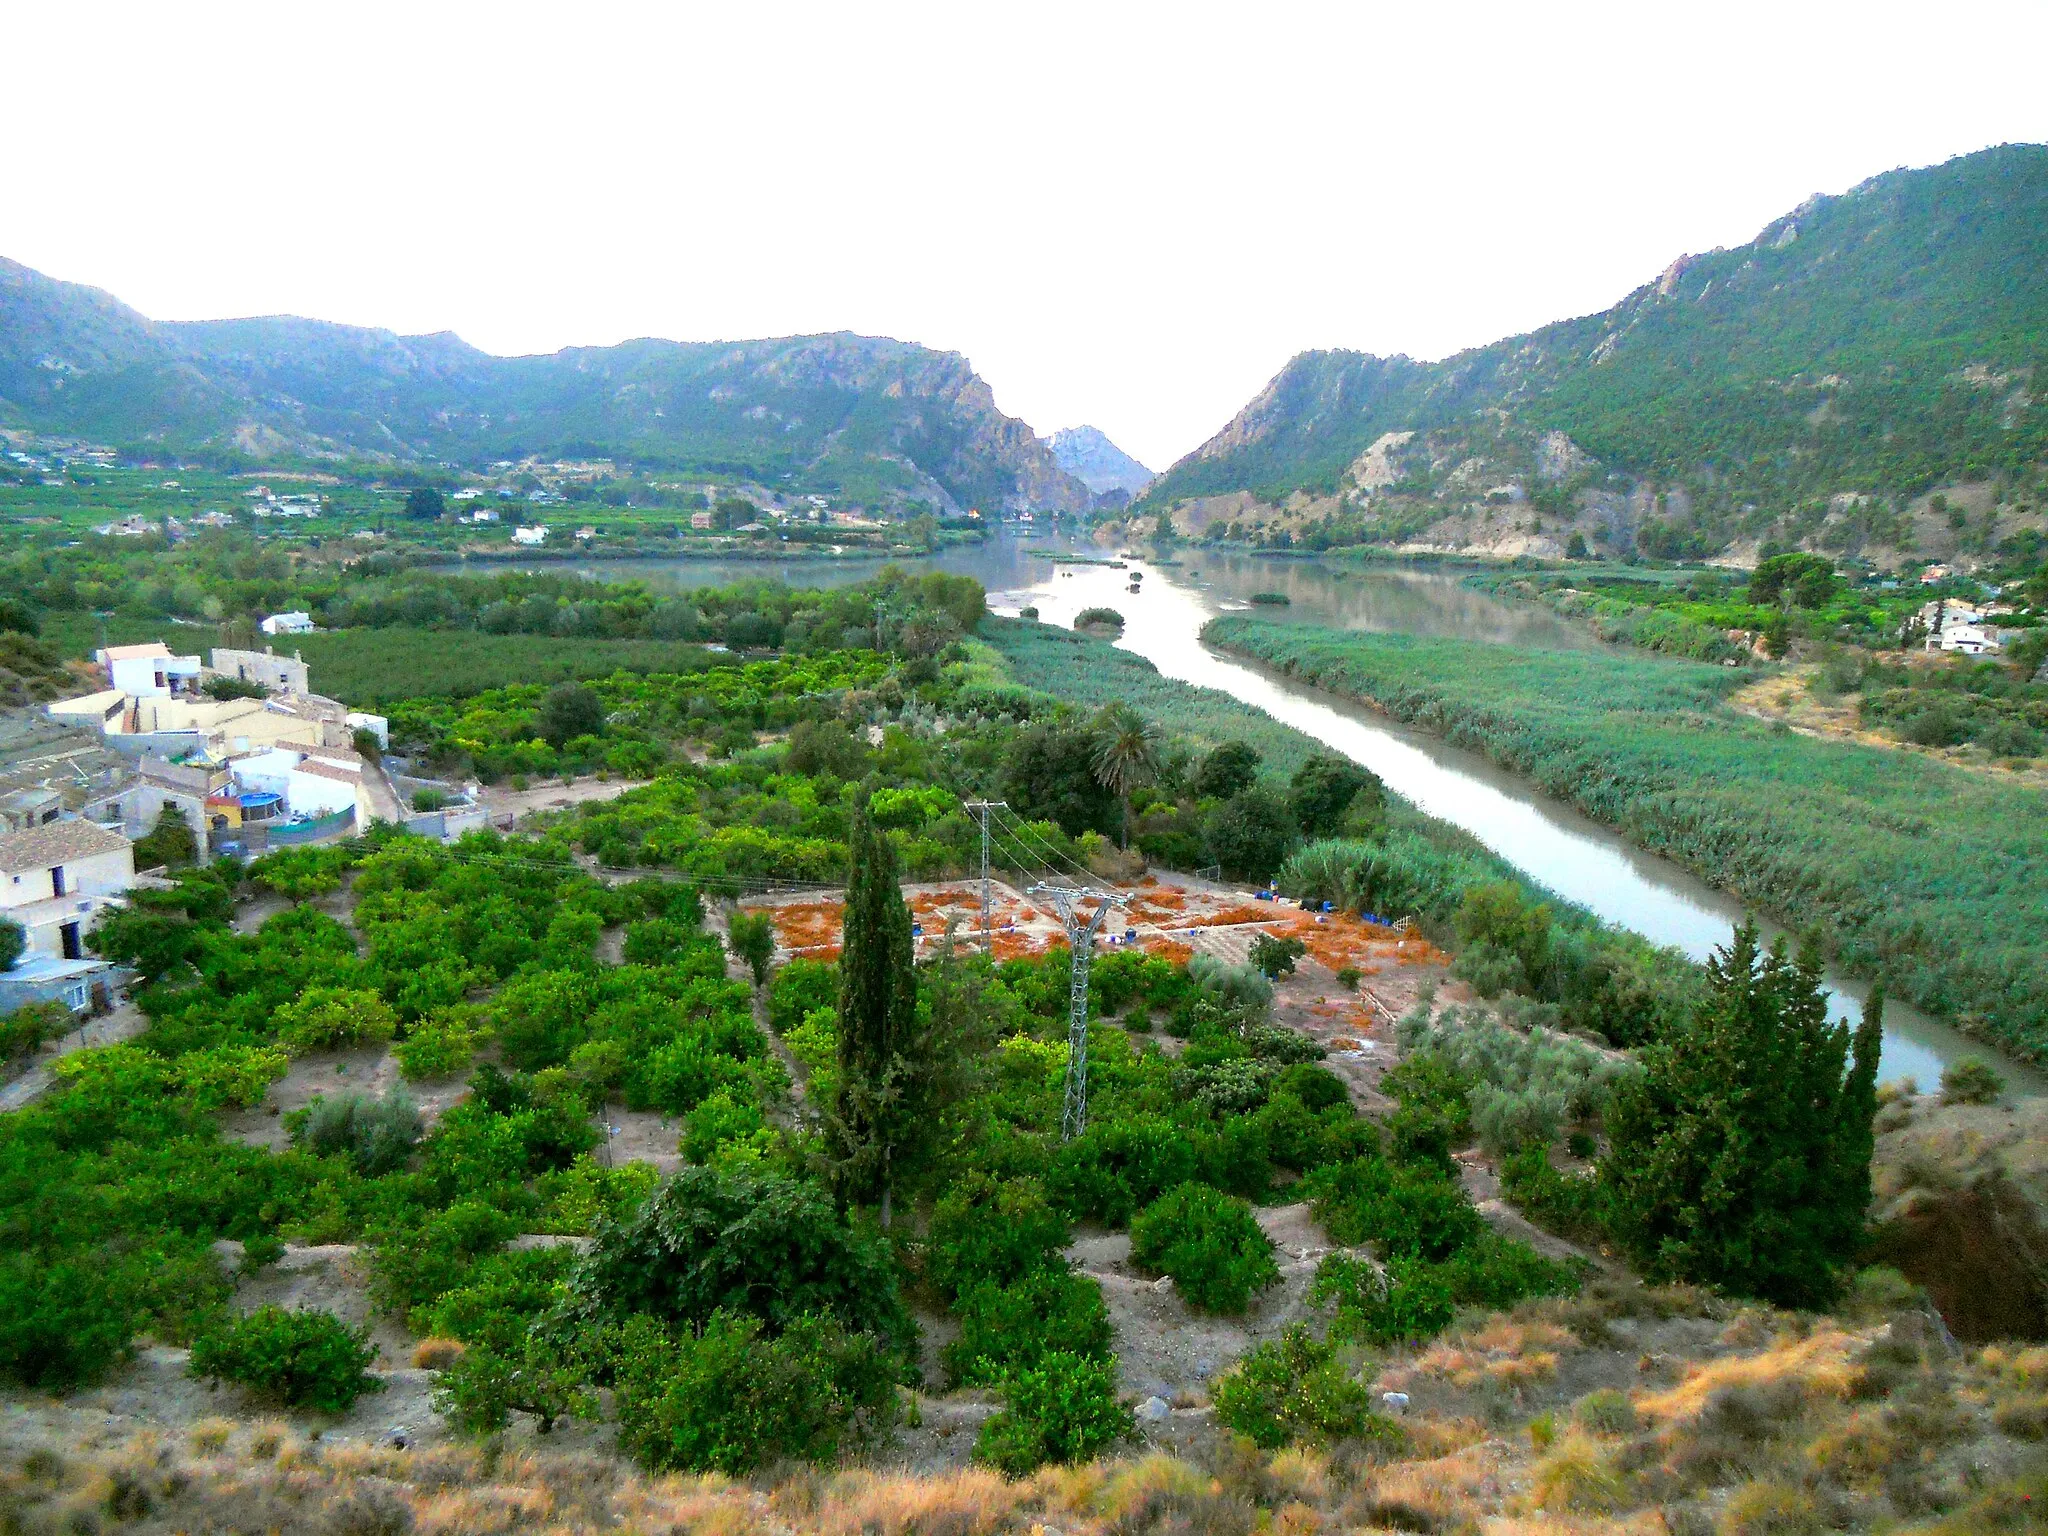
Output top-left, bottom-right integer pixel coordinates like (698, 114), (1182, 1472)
(1090, 703), (1162, 849)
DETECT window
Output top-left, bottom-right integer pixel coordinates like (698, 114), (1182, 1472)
(50, 865), (65, 898)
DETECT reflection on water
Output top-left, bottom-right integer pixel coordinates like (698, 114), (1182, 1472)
(508, 536), (2039, 1094)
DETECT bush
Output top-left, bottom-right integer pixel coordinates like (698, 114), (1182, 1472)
(1073, 607), (1125, 631)
(944, 1268), (1113, 1388)
(578, 1164), (913, 1353)
(1, 999), (72, 1062)
(973, 1350), (1131, 1474)
(394, 1011), (487, 1081)
(188, 1306), (381, 1413)
(294, 1089), (424, 1175)
(1940, 1058), (2005, 1106)
(1501, 1146), (1606, 1242)
(434, 1326), (596, 1435)
(614, 1310), (897, 1474)
(1249, 933), (1306, 979)
(680, 1089), (767, 1163)
(1130, 1182), (1279, 1314)
(1049, 1115), (1200, 1225)
(1305, 1156), (1484, 1261)
(1203, 786), (1297, 882)
(1213, 1323), (1390, 1448)
(726, 910), (776, 985)
(272, 987), (399, 1054)
(927, 1174), (1070, 1300)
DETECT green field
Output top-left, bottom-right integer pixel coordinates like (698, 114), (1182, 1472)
(288, 631), (732, 708)
(1207, 615), (2048, 1058)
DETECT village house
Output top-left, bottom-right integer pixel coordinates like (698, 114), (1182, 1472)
(259, 611), (316, 636)
(98, 641), (202, 699)
(512, 524), (548, 545)
(1918, 599), (2006, 655)
(0, 818), (134, 962)
(210, 646), (310, 694)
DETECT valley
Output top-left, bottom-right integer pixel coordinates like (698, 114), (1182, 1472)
(3, 129), (2048, 1536)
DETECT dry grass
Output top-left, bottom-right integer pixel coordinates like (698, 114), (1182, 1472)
(1634, 1327), (1866, 1424)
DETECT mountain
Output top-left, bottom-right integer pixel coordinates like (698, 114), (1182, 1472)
(0, 259), (1092, 513)
(1049, 425), (1155, 500)
(1139, 144), (2048, 562)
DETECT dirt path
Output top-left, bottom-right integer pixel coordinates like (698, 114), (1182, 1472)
(476, 775), (651, 825)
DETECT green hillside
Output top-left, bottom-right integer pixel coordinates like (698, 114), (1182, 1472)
(0, 262), (1090, 514)
(1143, 144), (2048, 558)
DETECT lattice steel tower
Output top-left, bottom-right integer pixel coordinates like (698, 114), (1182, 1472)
(1032, 883), (1112, 1140)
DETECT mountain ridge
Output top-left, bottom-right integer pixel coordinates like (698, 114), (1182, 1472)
(1138, 143), (2048, 563)
(0, 259), (1092, 513)
(1049, 424), (1154, 500)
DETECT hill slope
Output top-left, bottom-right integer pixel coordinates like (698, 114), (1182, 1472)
(0, 259), (1091, 512)
(1141, 143), (2048, 563)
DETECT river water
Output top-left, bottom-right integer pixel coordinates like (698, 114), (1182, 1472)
(468, 537), (2038, 1092)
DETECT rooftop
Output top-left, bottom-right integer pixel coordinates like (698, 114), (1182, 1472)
(0, 817), (130, 871)
(100, 643), (173, 662)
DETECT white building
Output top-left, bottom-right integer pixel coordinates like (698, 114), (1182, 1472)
(513, 524), (548, 546)
(96, 642), (202, 699)
(1920, 601), (2005, 655)
(0, 818), (134, 961)
(260, 611), (316, 636)
(229, 747), (370, 829)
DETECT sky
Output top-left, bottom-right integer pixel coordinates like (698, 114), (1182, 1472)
(4, 2), (2046, 471)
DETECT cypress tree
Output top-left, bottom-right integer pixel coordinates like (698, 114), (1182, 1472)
(1600, 922), (1881, 1307)
(832, 795), (921, 1223)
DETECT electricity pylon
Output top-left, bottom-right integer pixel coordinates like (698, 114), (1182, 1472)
(964, 799), (1007, 952)
(1032, 882), (1112, 1140)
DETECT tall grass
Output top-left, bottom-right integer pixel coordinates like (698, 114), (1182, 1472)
(1208, 615), (2048, 1058)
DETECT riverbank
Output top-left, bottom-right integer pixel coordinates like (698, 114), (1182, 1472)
(1205, 615), (2048, 1063)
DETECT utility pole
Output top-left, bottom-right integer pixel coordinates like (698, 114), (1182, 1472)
(1033, 883), (1113, 1140)
(964, 799), (1007, 952)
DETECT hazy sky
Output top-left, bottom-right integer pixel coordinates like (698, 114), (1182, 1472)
(5, 3), (2045, 470)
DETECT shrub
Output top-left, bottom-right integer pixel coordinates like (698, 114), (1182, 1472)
(434, 1326), (596, 1435)
(1049, 1115), (1200, 1225)
(577, 1164), (913, 1353)
(294, 1089), (424, 1175)
(615, 1310), (897, 1474)
(1130, 1183), (1279, 1314)
(1573, 1388), (1636, 1436)
(394, 1010), (487, 1081)
(0, 998), (68, 1062)
(1502, 1146), (1606, 1242)
(1249, 933), (1306, 979)
(1203, 786), (1297, 882)
(1213, 1324), (1390, 1448)
(973, 1350), (1131, 1474)
(927, 1174), (1070, 1300)
(726, 909), (776, 985)
(1305, 1157), (1484, 1261)
(1274, 1062), (1350, 1112)
(188, 1306), (381, 1413)
(1940, 1058), (2005, 1106)
(1185, 952), (1272, 1009)
(272, 987), (399, 1054)
(170, 1043), (288, 1110)
(1313, 1253), (1455, 1345)
(1074, 607), (1125, 631)
(680, 1088), (767, 1164)
(944, 1268), (1113, 1388)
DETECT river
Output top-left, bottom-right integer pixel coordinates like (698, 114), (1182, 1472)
(461, 537), (2040, 1092)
